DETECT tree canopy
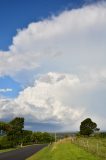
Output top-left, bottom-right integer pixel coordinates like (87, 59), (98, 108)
(0, 117), (54, 149)
(80, 118), (99, 136)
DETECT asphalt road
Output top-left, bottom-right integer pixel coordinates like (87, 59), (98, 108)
(0, 144), (47, 160)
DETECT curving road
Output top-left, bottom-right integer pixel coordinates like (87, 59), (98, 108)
(0, 144), (47, 160)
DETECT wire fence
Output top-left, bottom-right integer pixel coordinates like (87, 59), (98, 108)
(72, 137), (106, 159)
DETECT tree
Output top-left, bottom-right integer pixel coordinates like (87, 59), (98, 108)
(9, 117), (24, 131)
(0, 118), (24, 148)
(0, 122), (12, 135)
(42, 132), (54, 143)
(7, 117), (24, 145)
(80, 118), (99, 136)
(22, 130), (32, 144)
(31, 132), (54, 144)
(31, 132), (43, 143)
(0, 117), (24, 138)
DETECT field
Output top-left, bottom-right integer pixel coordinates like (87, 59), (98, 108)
(27, 138), (105, 160)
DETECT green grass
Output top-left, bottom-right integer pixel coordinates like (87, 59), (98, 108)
(0, 144), (37, 153)
(0, 148), (17, 153)
(27, 139), (103, 160)
(73, 137), (106, 159)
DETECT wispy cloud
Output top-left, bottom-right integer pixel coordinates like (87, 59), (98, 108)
(0, 88), (13, 93)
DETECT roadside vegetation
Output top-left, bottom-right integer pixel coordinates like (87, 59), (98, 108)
(27, 139), (103, 160)
(73, 136), (106, 159)
(0, 117), (106, 160)
(27, 118), (106, 160)
(0, 117), (54, 150)
(0, 147), (17, 153)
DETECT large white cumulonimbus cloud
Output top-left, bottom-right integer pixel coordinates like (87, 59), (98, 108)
(0, 73), (84, 125)
(0, 2), (106, 130)
(0, 71), (106, 130)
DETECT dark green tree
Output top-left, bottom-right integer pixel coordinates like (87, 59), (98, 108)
(22, 130), (32, 144)
(7, 117), (24, 145)
(9, 117), (24, 131)
(0, 118), (24, 148)
(80, 118), (99, 136)
(31, 132), (43, 143)
(42, 132), (54, 143)
(0, 122), (12, 135)
(31, 132), (54, 144)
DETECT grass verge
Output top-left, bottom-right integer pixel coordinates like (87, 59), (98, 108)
(0, 144), (37, 153)
(27, 139), (103, 160)
(0, 148), (17, 153)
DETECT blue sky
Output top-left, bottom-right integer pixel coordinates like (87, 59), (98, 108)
(0, 76), (21, 98)
(0, 0), (100, 98)
(0, 0), (99, 50)
(0, 0), (106, 131)
(0, 0), (87, 99)
(0, 0), (77, 50)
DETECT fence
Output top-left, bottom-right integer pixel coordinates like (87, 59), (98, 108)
(72, 137), (106, 159)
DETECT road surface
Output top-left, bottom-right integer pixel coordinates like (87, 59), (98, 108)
(0, 144), (47, 160)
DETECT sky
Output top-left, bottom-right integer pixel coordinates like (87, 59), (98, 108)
(0, 0), (106, 132)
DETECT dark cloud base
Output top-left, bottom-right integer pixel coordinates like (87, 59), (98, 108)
(25, 122), (63, 132)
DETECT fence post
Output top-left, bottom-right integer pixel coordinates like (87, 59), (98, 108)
(87, 140), (89, 150)
(97, 142), (99, 154)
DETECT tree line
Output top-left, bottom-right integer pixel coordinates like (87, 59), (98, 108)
(0, 117), (54, 149)
(0, 117), (105, 150)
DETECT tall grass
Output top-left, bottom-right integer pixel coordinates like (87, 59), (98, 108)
(72, 137), (106, 159)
